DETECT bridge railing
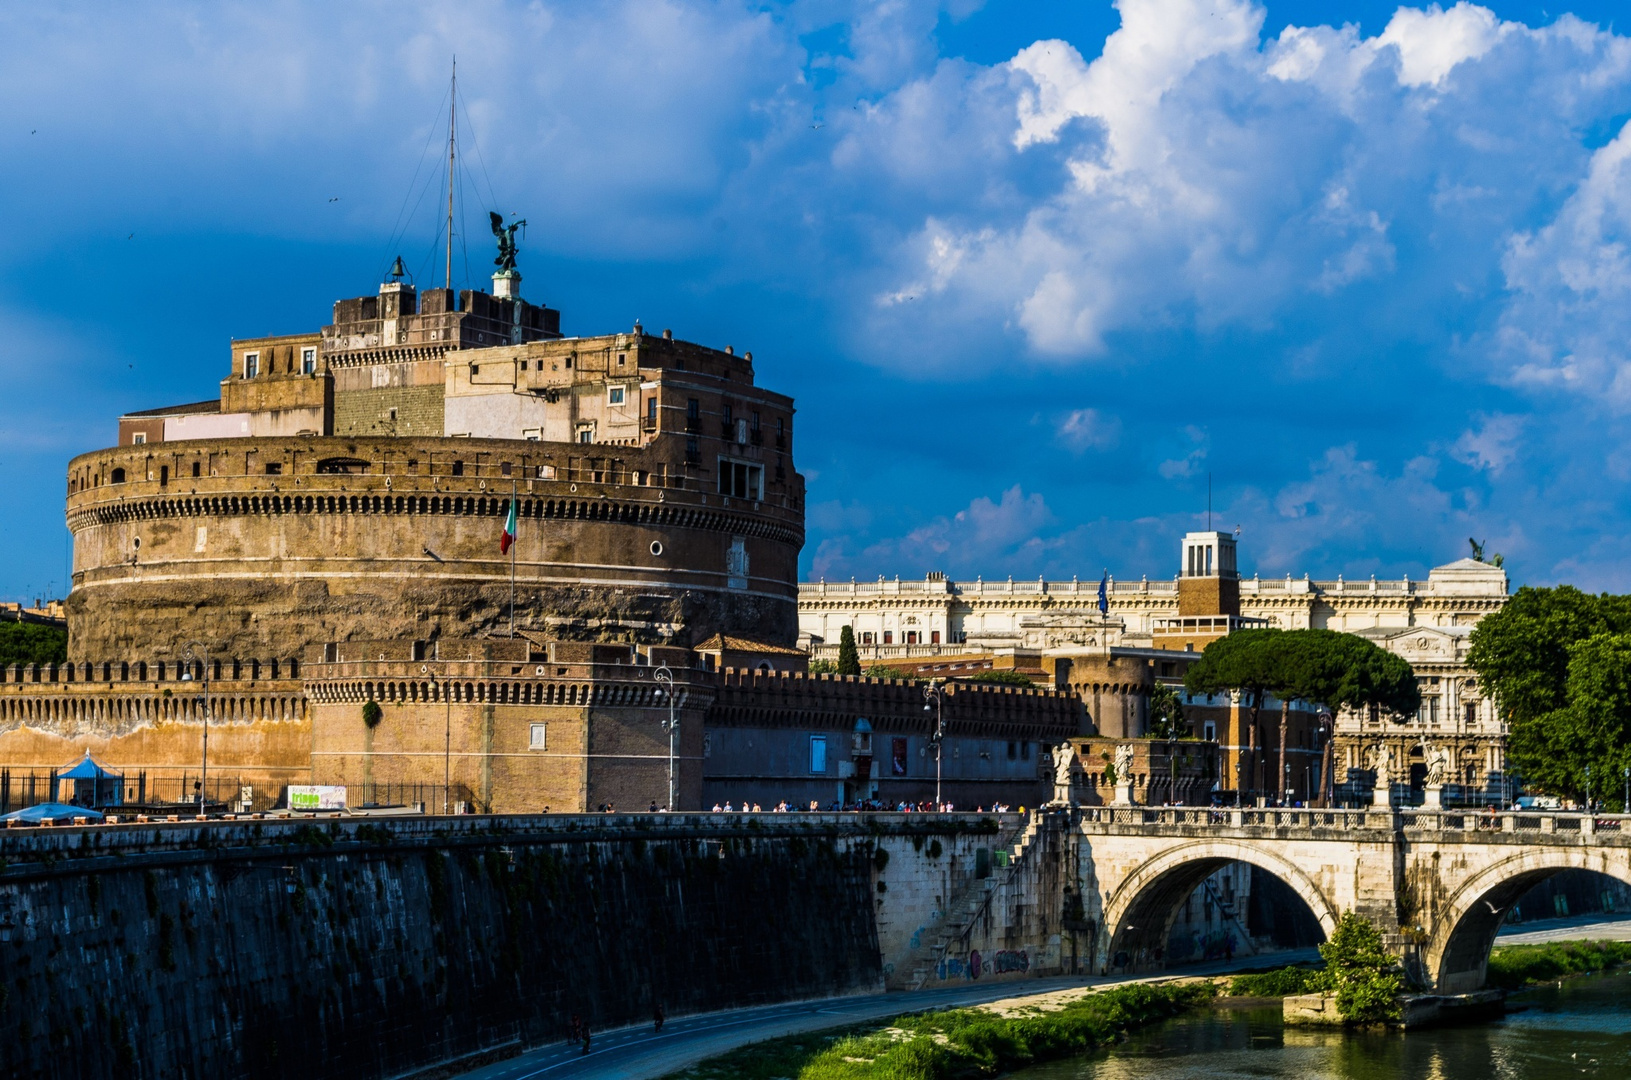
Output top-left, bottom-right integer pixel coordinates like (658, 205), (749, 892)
(1075, 805), (1631, 837)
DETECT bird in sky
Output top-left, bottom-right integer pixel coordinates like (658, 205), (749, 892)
(126, 233), (133, 240)
(328, 197), (340, 202)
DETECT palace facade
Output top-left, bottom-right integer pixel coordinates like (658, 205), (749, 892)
(799, 532), (1513, 803)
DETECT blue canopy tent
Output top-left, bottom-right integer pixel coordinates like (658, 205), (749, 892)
(0, 802), (105, 825)
(57, 751), (123, 808)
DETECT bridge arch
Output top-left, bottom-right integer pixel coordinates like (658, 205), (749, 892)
(1101, 839), (1339, 972)
(1427, 847), (1631, 994)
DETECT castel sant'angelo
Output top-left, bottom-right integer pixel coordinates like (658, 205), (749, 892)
(0, 236), (1086, 814)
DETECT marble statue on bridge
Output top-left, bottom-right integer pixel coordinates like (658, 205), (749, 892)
(1051, 741), (1078, 805)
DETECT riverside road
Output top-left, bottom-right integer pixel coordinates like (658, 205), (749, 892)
(457, 952), (1321, 1080)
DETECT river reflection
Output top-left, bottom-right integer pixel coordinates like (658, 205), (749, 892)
(1004, 970), (1631, 1079)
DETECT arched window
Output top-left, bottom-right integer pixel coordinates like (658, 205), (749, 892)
(110, 468), (126, 484)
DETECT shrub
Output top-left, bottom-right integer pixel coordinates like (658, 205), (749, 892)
(1316, 912), (1403, 1025)
(1228, 966), (1321, 997)
(362, 701), (383, 728)
(960, 669), (1036, 687)
(1486, 940), (1631, 989)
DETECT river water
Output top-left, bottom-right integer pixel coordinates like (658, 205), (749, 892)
(1005, 970), (1631, 1080)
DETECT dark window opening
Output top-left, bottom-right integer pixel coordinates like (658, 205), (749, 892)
(883, 631), (893, 645)
(264, 463), (282, 475)
(317, 458), (369, 475)
(501, 462), (512, 477)
(159, 465), (169, 486)
(451, 461), (464, 477)
(110, 468), (126, 484)
(1007, 741), (1017, 760)
(192, 462), (201, 478)
(931, 630), (941, 644)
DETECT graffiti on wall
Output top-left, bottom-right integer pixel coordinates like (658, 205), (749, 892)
(935, 948), (1029, 981)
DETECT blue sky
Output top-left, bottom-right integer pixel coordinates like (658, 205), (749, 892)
(4, 0), (1631, 603)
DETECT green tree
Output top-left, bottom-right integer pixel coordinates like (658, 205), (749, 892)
(837, 625), (862, 676)
(1314, 912), (1403, 1025)
(1185, 629), (1287, 797)
(808, 658), (837, 674)
(1469, 586), (1631, 805)
(1187, 629), (1417, 802)
(1147, 683), (1189, 739)
(0, 622), (68, 667)
(1468, 586), (1631, 725)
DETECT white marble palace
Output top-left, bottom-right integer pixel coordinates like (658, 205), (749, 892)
(798, 535), (1512, 799)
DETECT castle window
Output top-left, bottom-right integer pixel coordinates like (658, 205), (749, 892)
(501, 462), (512, 477)
(931, 630), (940, 644)
(906, 631), (918, 644)
(301, 347), (316, 374)
(244, 352), (259, 378)
(618, 353), (626, 366)
(883, 631), (893, 645)
(717, 459), (762, 500)
(578, 428), (593, 444)
(265, 463), (282, 475)
(192, 462), (201, 478)
(608, 385), (625, 406)
(520, 360), (528, 371)
(110, 468), (126, 484)
(132, 433), (146, 445)
(861, 632), (874, 645)
(451, 461), (464, 476)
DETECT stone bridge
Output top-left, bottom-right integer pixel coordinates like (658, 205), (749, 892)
(1061, 805), (1631, 993)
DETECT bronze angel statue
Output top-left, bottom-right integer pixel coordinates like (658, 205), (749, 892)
(490, 212), (526, 272)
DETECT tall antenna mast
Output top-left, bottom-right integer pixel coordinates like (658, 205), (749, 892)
(446, 58), (456, 292)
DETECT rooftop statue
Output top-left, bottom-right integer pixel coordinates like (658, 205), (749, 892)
(489, 212), (526, 273)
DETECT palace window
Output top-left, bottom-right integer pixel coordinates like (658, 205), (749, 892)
(244, 352), (259, 378)
(301, 347), (316, 374)
(861, 632), (874, 645)
(883, 631), (893, 645)
(931, 630), (941, 645)
(132, 433), (146, 445)
(906, 631), (918, 645)
(1465, 702), (1478, 726)
(608, 385), (626, 406)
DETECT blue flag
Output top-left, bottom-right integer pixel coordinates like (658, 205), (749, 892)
(1097, 571), (1109, 615)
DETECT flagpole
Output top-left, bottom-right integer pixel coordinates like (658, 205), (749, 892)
(509, 478), (517, 638)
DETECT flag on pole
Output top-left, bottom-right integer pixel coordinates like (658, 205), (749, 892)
(1097, 571), (1109, 616)
(500, 499), (517, 554)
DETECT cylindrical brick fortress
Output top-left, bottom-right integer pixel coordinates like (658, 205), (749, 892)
(65, 436), (805, 662)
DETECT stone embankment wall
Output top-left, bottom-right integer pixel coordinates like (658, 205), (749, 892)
(0, 813), (1012, 1080)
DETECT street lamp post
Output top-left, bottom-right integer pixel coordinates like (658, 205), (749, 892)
(922, 683), (945, 808)
(1623, 766), (1629, 815)
(180, 642), (211, 816)
(1586, 763), (1593, 814)
(653, 666), (678, 811)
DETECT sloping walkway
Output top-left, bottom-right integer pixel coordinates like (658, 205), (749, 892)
(456, 951), (1319, 1080)
(1496, 912), (1631, 945)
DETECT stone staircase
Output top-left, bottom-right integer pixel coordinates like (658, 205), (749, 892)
(894, 815), (1045, 991)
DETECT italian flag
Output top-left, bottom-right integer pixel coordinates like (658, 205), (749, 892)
(500, 500), (517, 555)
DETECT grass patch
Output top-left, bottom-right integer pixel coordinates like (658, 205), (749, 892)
(1226, 965), (1323, 998)
(664, 981), (1212, 1080)
(1486, 939), (1631, 989)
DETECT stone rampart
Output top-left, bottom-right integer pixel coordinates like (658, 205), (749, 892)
(0, 813), (998, 1080)
(64, 435), (805, 661)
